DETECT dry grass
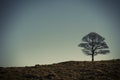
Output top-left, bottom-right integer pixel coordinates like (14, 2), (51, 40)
(0, 59), (120, 80)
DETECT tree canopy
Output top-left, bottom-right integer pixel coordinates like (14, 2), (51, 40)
(78, 32), (110, 62)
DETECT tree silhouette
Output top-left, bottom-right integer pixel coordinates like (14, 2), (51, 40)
(78, 32), (110, 62)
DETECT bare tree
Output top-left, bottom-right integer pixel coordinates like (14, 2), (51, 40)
(78, 32), (110, 62)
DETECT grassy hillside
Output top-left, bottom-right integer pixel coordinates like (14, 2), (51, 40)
(0, 59), (120, 80)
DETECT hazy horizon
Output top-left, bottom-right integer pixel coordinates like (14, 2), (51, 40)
(0, 0), (120, 67)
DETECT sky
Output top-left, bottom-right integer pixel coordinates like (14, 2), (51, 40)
(0, 0), (120, 67)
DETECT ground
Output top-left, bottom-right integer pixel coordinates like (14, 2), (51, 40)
(0, 59), (120, 80)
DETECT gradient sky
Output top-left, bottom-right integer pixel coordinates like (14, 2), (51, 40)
(0, 0), (120, 67)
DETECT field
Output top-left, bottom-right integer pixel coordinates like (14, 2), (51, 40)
(0, 59), (120, 80)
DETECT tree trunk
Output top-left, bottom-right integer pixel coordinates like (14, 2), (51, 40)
(92, 50), (94, 62)
(92, 54), (94, 62)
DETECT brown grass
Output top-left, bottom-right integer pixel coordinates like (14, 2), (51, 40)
(0, 59), (120, 80)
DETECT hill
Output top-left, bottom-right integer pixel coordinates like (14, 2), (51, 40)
(0, 59), (120, 80)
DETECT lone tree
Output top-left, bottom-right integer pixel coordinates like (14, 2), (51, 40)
(78, 32), (110, 62)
